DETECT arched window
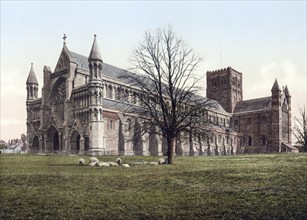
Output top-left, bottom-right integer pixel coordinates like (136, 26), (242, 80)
(247, 118), (251, 124)
(261, 136), (266, 145)
(218, 135), (222, 143)
(248, 136), (252, 146)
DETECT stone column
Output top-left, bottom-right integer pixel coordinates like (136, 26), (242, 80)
(39, 135), (43, 153)
(79, 136), (85, 154)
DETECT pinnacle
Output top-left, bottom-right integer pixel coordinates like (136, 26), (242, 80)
(88, 34), (102, 61)
(26, 63), (38, 85)
(271, 78), (281, 92)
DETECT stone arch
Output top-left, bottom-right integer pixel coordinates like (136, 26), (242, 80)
(47, 126), (60, 152)
(70, 130), (81, 154)
(31, 136), (39, 153)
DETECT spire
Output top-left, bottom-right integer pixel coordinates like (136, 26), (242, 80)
(284, 85), (291, 97)
(271, 78), (281, 92)
(88, 34), (102, 61)
(26, 63), (38, 85)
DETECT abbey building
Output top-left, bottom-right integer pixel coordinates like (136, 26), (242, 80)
(26, 35), (296, 155)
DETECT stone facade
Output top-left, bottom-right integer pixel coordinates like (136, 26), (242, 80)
(207, 68), (293, 153)
(26, 36), (293, 156)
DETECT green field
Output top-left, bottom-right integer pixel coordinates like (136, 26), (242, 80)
(0, 154), (306, 219)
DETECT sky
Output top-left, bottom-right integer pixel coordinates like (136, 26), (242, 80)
(1, 1), (306, 142)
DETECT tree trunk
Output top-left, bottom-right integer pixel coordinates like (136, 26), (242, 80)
(167, 137), (175, 164)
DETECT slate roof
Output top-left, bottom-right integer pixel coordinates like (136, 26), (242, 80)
(234, 97), (271, 113)
(70, 50), (227, 114)
(26, 63), (38, 85)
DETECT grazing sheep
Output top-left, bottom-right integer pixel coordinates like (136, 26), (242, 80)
(89, 161), (97, 167)
(97, 162), (110, 167)
(158, 158), (166, 165)
(116, 157), (122, 165)
(108, 162), (119, 166)
(121, 164), (130, 168)
(89, 157), (99, 163)
(149, 162), (159, 166)
(78, 158), (86, 166)
(131, 161), (147, 165)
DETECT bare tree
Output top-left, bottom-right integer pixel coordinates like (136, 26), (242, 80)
(293, 106), (307, 152)
(123, 27), (216, 164)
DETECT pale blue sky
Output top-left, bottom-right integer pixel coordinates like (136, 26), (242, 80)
(1, 1), (306, 141)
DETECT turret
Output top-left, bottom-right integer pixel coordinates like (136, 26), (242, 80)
(87, 35), (104, 155)
(88, 34), (103, 82)
(26, 63), (39, 100)
(270, 79), (282, 152)
(271, 78), (281, 107)
(284, 85), (291, 106)
(284, 85), (292, 144)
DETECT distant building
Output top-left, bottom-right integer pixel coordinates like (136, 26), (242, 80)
(207, 68), (293, 153)
(25, 35), (295, 155)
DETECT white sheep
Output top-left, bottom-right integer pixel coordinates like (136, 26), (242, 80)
(89, 157), (99, 163)
(89, 161), (97, 167)
(97, 162), (110, 167)
(121, 164), (130, 168)
(116, 157), (122, 165)
(149, 162), (159, 166)
(158, 158), (167, 164)
(78, 158), (86, 166)
(108, 162), (119, 166)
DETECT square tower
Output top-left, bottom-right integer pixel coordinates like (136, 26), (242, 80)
(206, 67), (243, 113)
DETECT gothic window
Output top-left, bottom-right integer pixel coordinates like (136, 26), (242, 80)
(132, 92), (137, 105)
(218, 135), (222, 143)
(107, 85), (113, 99)
(54, 80), (66, 104)
(248, 136), (252, 146)
(127, 119), (132, 132)
(261, 136), (267, 145)
(107, 119), (114, 130)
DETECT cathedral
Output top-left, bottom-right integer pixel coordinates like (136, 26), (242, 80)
(26, 35), (296, 155)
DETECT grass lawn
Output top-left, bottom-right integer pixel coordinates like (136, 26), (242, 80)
(0, 153), (306, 219)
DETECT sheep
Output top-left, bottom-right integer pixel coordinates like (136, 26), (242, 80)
(115, 157), (122, 165)
(158, 158), (166, 165)
(131, 161), (147, 165)
(78, 158), (86, 166)
(97, 162), (110, 167)
(108, 162), (119, 166)
(89, 161), (97, 167)
(121, 164), (129, 168)
(89, 157), (99, 163)
(149, 161), (159, 166)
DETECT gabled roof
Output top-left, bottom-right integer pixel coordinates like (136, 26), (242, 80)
(26, 63), (38, 85)
(234, 97), (271, 113)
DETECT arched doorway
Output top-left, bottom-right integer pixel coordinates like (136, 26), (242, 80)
(70, 131), (80, 154)
(47, 126), (60, 152)
(32, 136), (39, 153)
